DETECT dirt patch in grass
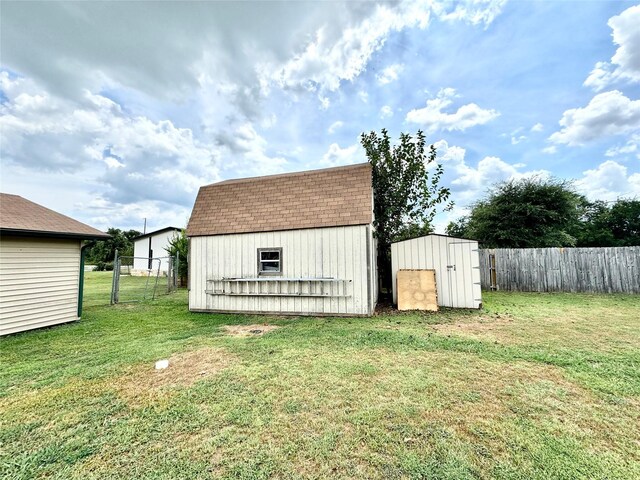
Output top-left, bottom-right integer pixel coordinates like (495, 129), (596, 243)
(116, 347), (235, 403)
(223, 324), (279, 337)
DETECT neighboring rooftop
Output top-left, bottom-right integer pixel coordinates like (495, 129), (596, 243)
(187, 163), (373, 236)
(133, 226), (182, 240)
(0, 193), (110, 239)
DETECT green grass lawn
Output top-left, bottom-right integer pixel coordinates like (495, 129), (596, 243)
(82, 271), (174, 307)
(1, 273), (639, 479)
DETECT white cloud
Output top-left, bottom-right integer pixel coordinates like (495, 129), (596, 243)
(0, 1), (510, 229)
(530, 122), (544, 132)
(511, 135), (526, 145)
(584, 62), (615, 93)
(379, 105), (394, 119)
(376, 63), (404, 85)
(261, 0), (506, 94)
(262, 2), (428, 93)
(81, 197), (191, 232)
(431, 0), (508, 27)
(542, 146), (557, 154)
(406, 88), (499, 132)
(212, 122), (288, 177)
(549, 90), (640, 146)
(327, 120), (344, 134)
(584, 5), (640, 91)
(0, 76), (219, 208)
(575, 160), (640, 201)
(320, 143), (363, 167)
(0, 74), (279, 217)
(434, 139), (467, 164)
(605, 134), (640, 159)
(318, 95), (330, 110)
(434, 139), (551, 205)
(452, 156), (550, 191)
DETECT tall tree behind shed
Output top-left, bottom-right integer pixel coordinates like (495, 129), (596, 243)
(446, 178), (584, 248)
(85, 228), (140, 267)
(165, 229), (189, 286)
(361, 129), (452, 295)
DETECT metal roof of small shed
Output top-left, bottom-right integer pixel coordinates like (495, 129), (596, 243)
(0, 193), (109, 240)
(391, 233), (478, 244)
(133, 226), (181, 241)
(187, 163), (373, 237)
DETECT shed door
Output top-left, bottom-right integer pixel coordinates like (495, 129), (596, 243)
(447, 242), (473, 308)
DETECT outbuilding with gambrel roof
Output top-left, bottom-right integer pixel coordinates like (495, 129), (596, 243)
(186, 163), (378, 316)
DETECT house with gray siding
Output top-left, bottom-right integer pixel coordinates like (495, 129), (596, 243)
(186, 163), (377, 316)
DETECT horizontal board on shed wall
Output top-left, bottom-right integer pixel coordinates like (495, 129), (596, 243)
(189, 225), (372, 316)
(0, 237), (81, 335)
(479, 247), (640, 293)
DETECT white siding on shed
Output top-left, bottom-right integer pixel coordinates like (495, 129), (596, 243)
(190, 225), (375, 316)
(133, 230), (178, 274)
(0, 237), (81, 335)
(391, 235), (482, 309)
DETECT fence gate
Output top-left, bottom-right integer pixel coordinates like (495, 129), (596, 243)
(111, 251), (177, 304)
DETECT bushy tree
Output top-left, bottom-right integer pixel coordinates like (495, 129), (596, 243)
(361, 129), (452, 294)
(446, 177), (584, 248)
(165, 229), (188, 285)
(444, 217), (469, 239)
(85, 228), (140, 264)
(573, 200), (615, 247)
(608, 199), (640, 246)
(575, 199), (640, 246)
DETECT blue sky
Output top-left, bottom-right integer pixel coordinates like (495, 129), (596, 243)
(1, 1), (639, 233)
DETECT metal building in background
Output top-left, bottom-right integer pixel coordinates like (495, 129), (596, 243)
(391, 234), (482, 309)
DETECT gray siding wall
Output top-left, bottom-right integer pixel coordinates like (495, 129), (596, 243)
(479, 247), (640, 293)
(189, 225), (375, 316)
(391, 235), (482, 309)
(1, 237), (81, 335)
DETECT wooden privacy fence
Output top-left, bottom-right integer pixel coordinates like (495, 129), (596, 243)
(479, 247), (640, 293)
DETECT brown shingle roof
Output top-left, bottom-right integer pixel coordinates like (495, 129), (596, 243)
(187, 163), (373, 236)
(0, 193), (110, 239)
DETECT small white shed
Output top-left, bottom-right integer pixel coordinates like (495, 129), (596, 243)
(0, 193), (109, 335)
(391, 234), (482, 309)
(186, 163), (377, 317)
(132, 227), (181, 275)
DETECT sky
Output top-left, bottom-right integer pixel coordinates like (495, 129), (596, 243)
(1, 0), (639, 234)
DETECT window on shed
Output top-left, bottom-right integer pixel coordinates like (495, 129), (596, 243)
(258, 248), (282, 275)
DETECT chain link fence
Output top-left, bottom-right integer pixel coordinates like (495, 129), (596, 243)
(110, 252), (178, 304)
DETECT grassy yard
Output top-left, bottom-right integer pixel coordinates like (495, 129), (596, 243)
(82, 271), (174, 307)
(1, 273), (639, 479)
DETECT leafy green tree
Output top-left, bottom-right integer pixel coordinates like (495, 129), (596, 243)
(608, 199), (640, 246)
(85, 228), (140, 264)
(445, 217), (469, 239)
(573, 200), (615, 247)
(447, 177), (584, 248)
(361, 129), (452, 294)
(576, 199), (640, 246)
(165, 229), (188, 285)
